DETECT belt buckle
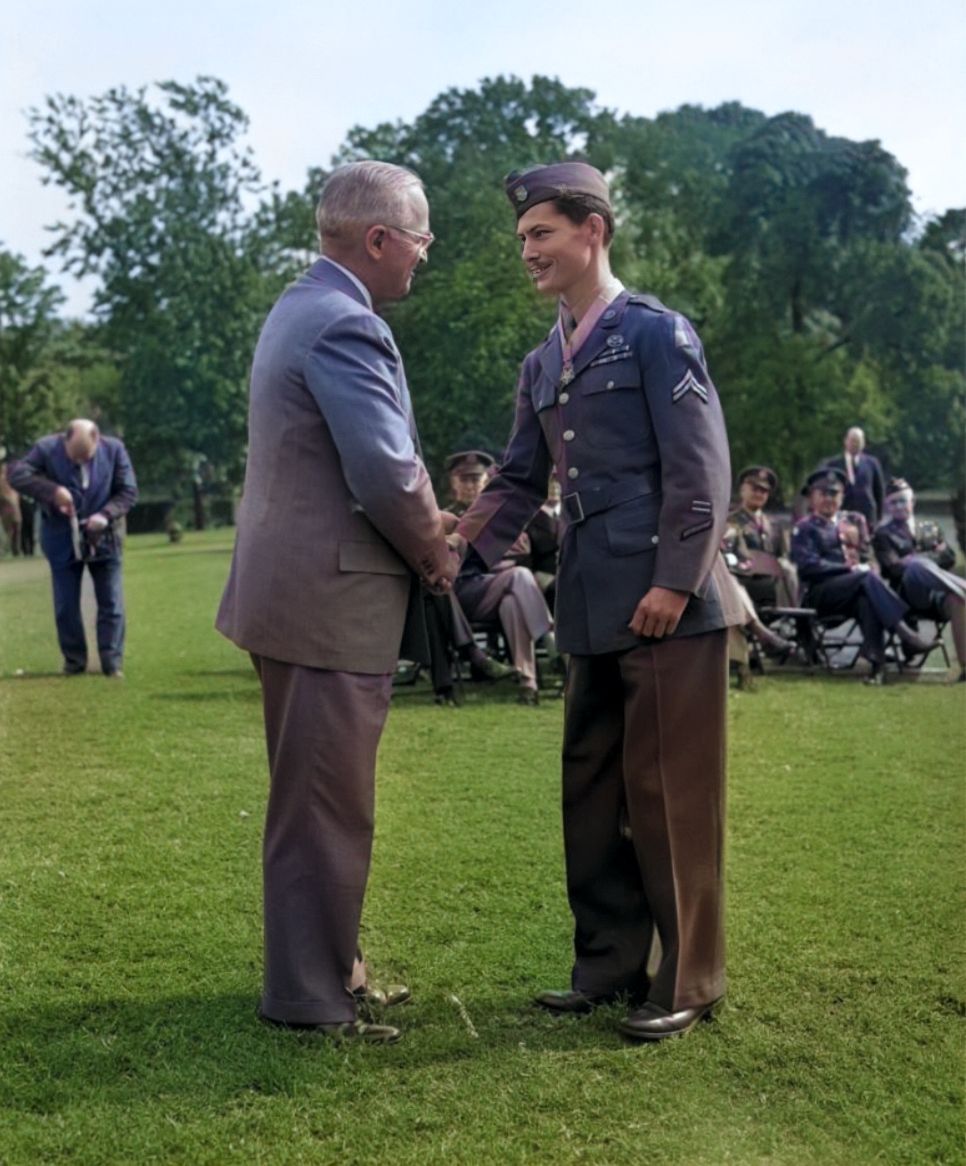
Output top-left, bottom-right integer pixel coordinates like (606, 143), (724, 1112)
(562, 491), (585, 524)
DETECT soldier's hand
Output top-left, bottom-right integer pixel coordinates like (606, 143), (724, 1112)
(85, 512), (108, 532)
(52, 486), (75, 517)
(439, 510), (459, 535)
(629, 586), (689, 639)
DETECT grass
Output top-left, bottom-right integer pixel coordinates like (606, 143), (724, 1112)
(0, 529), (963, 1165)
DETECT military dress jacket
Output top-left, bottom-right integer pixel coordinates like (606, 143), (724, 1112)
(216, 258), (449, 674)
(729, 507), (783, 557)
(790, 510), (871, 588)
(9, 434), (138, 569)
(872, 518), (955, 588)
(456, 291), (732, 655)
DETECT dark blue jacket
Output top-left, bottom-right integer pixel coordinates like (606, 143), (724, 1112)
(9, 433), (138, 568)
(457, 291), (732, 654)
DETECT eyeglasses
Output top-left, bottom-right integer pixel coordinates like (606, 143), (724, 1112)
(385, 224), (435, 253)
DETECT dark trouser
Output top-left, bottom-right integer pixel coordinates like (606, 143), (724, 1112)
(50, 556), (125, 674)
(808, 571), (908, 665)
(251, 654), (392, 1025)
(562, 630), (728, 1011)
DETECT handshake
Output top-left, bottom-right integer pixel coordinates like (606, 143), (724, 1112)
(420, 510), (468, 596)
(421, 512), (468, 596)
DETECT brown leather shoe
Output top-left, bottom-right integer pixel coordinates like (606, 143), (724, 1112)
(353, 984), (412, 1009)
(517, 687), (540, 706)
(534, 989), (617, 1014)
(618, 998), (721, 1042)
(258, 1013), (402, 1043)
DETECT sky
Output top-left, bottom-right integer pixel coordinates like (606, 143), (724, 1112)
(4, 0), (964, 315)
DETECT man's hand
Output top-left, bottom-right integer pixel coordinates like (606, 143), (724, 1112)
(423, 542), (461, 596)
(439, 510), (459, 535)
(85, 513), (109, 533)
(628, 586), (690, 639)
(446, 531), (468, 563)
(52, 486), (75, 517)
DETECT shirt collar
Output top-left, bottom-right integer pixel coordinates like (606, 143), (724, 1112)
(320, 256), (373, 310)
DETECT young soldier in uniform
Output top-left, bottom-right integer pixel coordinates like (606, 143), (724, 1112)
(453, 162), (734, 1041)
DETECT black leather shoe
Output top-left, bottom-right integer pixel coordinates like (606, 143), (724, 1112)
(534, 989), (617, 1014)
(618, 998), (721, 1042)
(258, 1013), (402, 1043)
(470, 654), (517, 683)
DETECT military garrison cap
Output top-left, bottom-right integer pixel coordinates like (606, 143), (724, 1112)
(444, 450), (495, 475)
(801, 466), (848, 496)
(504, 162), (611, 219)
(738, 465), (778, 492)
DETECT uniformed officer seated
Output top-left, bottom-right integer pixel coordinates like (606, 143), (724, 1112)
(446, 449), (557, 705)
(790, 468), (935, 683)
(873, 477), (965, 681)
(725, 465), (798, 610)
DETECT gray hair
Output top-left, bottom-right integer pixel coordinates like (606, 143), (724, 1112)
(317, 161), (424, 244)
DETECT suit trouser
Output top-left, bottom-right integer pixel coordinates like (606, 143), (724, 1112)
(809, 572), (907, 665)
(562, 630), (728, 1011)
(251, 654), (392, 1024)
(50, 557), (125, 673)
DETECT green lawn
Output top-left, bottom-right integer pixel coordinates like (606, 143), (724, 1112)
(1, 531), (963, 1165)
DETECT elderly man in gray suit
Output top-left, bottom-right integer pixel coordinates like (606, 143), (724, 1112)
(217, 161), (456, 1043)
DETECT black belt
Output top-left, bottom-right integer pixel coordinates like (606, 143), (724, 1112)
(561, 473), (660, 524)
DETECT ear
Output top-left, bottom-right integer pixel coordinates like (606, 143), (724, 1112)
(585, 212), (606, 242)
(364, 225), (386, 261)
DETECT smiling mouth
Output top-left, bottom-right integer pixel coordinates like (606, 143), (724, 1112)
(528, 263), (551, 281)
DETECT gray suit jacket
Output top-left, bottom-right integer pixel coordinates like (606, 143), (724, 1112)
(216, 258), (449, 673)
(457, 291), (732, 655)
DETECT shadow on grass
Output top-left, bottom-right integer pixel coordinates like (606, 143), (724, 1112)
(0, 992), (618, 1114)
(0, 671), (71, 682)
(153, 689), (259, 703)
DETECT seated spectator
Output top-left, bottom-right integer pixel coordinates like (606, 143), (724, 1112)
(790, 468), (934, 684)
(727, 465), (798, 608)
(421, 590), (517, 706)
(445, 449), (556, 705)
(874, 478), (965, 682)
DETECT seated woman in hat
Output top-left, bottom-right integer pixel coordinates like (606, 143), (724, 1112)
(873, 478), (965, 681)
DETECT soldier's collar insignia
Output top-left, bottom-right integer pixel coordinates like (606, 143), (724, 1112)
(607, 334), (625, 348)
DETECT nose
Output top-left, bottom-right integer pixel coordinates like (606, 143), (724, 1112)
(521, 237), (539, 262)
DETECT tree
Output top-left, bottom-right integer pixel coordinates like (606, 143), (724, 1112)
(0, 248), (67, 454)
(26, 77), (279, 498)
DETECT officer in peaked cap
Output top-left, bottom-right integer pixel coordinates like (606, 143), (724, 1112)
(728, 465), (793, 609)
(791, 466), (935, 682)
(452, 160), (736, 1041)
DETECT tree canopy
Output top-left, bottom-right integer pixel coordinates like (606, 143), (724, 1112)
(4, 74), (962, 504)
